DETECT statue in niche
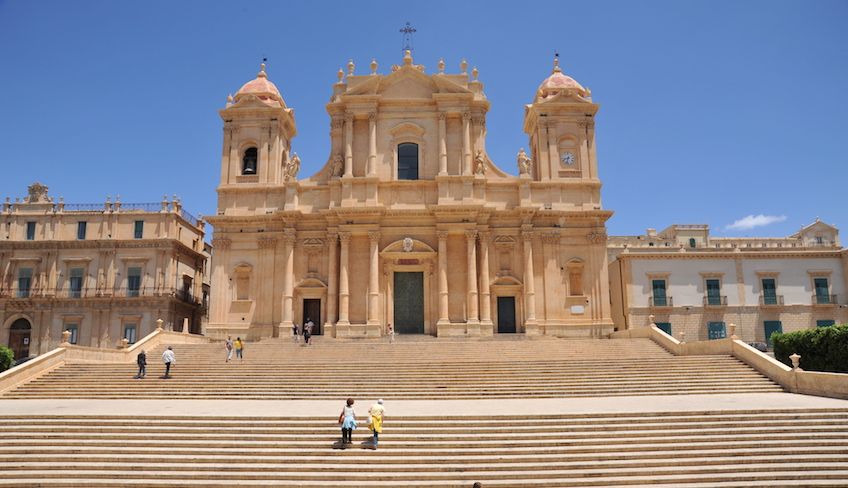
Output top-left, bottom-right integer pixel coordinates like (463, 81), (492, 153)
(402, 237), (414, 252)
(285, 153), (301, 181)
(474, 149), (486, 175)
(517, 148), (533, 175)
(331, 154), (344, 177)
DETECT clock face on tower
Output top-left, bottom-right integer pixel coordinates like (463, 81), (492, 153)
(560, 152), (575, 165)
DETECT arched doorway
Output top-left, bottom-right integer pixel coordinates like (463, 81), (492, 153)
(8, 318), (32, 360)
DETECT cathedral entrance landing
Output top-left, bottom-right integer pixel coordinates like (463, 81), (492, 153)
(393, 272), (424, 334)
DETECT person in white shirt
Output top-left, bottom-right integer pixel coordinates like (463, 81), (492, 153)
(225, 336), (234, 362)
(162, 346), (175, 378)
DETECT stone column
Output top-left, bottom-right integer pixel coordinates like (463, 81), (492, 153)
(343, 113), (354, 177)
(479, 231), (492, 326)
(280, 229), (296, 328)
(462, 112), (472, 175)
(337, 232), (351, 325)
(257, 237), (277, 325)
(522, 230), (537, 326)
(438, 113), (448, 175)
(326, 232), (338, 331)
(367, 112), (377, 176)
(466, 230), (479, 324)
(367, 231), (381, 325)
(437, 231), (449, 324)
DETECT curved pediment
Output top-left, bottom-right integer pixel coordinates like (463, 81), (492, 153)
(381, 237), (436, 254)
(389, 122), (425, 138)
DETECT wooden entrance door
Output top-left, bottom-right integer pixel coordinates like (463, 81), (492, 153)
(393, 272), (424, 334)
(303, 299), (321, 335)
(8, 318), (31, 360)
(497, 297), (517, 333)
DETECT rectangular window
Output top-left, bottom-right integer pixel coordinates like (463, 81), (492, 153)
(817, 320), (836, 328)
(814, 278), (830, 304)
(127, 267), (142, 297)
(706, 279), (722, 305)
(762, 278), (777, 305)
(123, 324), (137, 344)
(134, 220), (144, 239)
(26, 221), (36, 240)
(655, 322), (672, 336)
(707, 321), (726, 340)
(651, 279), (667, 306)
(69, 268), (84, 298)
(77, 221), (87, 240)
(17, 268), (32, 298)
(66, 324), (79, 345)
(763, 320), (782, 347)
(397, 143), (419, 180)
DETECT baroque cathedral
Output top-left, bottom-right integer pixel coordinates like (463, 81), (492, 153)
(206, 51), (613, 339)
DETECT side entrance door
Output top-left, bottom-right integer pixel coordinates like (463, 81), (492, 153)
(8, 318), (31, 360)
(303, 299), (321, 335)
(763, 320), (782, 348)
(707, 321), (726, 340)
(497, 297), (517, 333)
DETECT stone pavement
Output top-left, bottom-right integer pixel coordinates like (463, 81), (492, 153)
(2, 392), (846, 418)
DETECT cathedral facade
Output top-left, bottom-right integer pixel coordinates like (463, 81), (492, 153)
(206, 52), (613, 340)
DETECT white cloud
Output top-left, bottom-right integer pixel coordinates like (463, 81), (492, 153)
(725, 214), (787, 231)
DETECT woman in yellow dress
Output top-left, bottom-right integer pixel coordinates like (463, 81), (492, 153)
(368, 399), (385, 449)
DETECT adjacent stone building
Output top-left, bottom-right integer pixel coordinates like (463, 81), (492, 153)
(609, 221), (848, 344)
(0, 183), (209, 359)
(206, 53), (614, 340)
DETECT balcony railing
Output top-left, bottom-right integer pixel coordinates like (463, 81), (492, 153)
(813, 294), (838, 305)
(703, 295), (728, 306)
(759, 294), (784, 306)
(649, 296), (673, 307)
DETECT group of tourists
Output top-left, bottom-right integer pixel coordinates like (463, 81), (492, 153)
(134, 346), (175, 379)
(338, 398), (385, 449)
(292, 318), (315, 345)
(224, 336), (245, 361)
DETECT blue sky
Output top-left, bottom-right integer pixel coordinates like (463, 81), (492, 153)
(1, 0), (846, 239)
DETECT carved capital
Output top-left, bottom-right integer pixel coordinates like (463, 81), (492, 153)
(338, 232), (351, 243)
(436, 230), (449, 241)
(368, 231), (381, 242)
(282, 228), (297, 244)
(212, 238), (231, 250)
(462, 112), (472, 122)
(331, 119), (344, 130)
(438, 113), (446, 122)
(521, 230), (535, 241)
(326, 232), (338, 242)
(257, 237), (277, 249)
(465, 230), (478, 241)
(344, 112), (354, 123)
(368, 112), (377, 122)
(586, 231), (607, 244)
(478, 231), (491, 242)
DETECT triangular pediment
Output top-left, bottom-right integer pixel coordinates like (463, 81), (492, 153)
(377, 68), (438, 99)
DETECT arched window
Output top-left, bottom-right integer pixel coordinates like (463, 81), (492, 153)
(689, 238), (696, 249)
(242, 147), (258, 175)
(397, 143), (419, 180)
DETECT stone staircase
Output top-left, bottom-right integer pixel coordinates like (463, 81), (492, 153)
(1, 409), (847, 486)
(3, 338), (783, 399)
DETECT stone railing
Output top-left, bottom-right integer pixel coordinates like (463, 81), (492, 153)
(611, 324), (848, 399)
(0, 327), (211, 394)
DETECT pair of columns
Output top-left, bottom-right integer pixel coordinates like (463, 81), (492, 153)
(437, 112), (475, 176)
(342, 113), (378, 178)
(330, 231), (381, 327)
(437, 230), (494, 326)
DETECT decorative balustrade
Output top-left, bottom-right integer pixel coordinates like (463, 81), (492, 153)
(703, 295), (728, 306)
(649, 296), (673, 307)
(759, 294), (784, 306)
(813, 294), (838, 306)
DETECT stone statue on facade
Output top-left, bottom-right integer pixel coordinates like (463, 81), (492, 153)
(474, 149), (486, 175)
(285, 153), (301, 181)
(331, 154), (344, 177)
(517, 148), (533, 175)
(26, 182), (51, 203)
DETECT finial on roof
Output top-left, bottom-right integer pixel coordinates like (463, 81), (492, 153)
(460, 58), (467, 74)
(337, 68), (344, 83)
(552, 53), (562, 74)
(347, 59), (355, 76)
(370, 58), (378, 74)
(438, 58), (445, 74)
(226, 93), (233, 106)
(472, 66), (479, 81)
(258, 62), (267, 78)
(403, 50), (412, 65)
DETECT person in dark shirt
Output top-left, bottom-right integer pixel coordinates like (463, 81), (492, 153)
(135, 350), (147, 379)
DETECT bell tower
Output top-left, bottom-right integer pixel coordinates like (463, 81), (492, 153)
(523, 56), (599, 184)
(218, 63), (297, 188)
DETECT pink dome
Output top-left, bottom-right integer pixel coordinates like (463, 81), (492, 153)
(537, 58), (589, 99)
(233, 64), (286, 107)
